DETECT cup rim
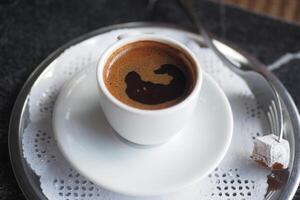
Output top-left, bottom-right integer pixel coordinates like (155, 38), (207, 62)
(96, 34), (202, 115)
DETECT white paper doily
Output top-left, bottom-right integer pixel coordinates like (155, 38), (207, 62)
(22, 28), (270, 200)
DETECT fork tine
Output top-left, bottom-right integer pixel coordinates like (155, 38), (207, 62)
(268, 105), (276, 134)
(269, 102), (277, 135)
(267, 111), (275, 134)
(272, 100), (279, 136)
(270, 103), (277, 134)
(270, 103), (276, 135)
(268, 104), (275, 134)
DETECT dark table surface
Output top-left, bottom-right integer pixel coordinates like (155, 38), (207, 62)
(0, 0), (300, 199)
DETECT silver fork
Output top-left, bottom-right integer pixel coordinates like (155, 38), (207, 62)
(177, 0), (284, 141)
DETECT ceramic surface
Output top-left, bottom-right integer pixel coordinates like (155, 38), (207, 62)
(53, 67), (233, 196)
(96, 34), (203, 145)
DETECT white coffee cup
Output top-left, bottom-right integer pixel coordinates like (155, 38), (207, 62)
(97, 34), (202, 145)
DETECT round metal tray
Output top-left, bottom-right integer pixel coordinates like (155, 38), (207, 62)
(8, 22), (300, 200)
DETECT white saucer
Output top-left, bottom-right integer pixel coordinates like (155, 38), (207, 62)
(53, 66), (233, 196)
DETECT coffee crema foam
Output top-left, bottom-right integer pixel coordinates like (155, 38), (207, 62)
(103, 41), (197, 110)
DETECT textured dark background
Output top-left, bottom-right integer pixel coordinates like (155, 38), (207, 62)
(0, 0), (300, 199)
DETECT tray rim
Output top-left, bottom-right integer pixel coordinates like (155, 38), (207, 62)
(8, 22), (300, 200)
